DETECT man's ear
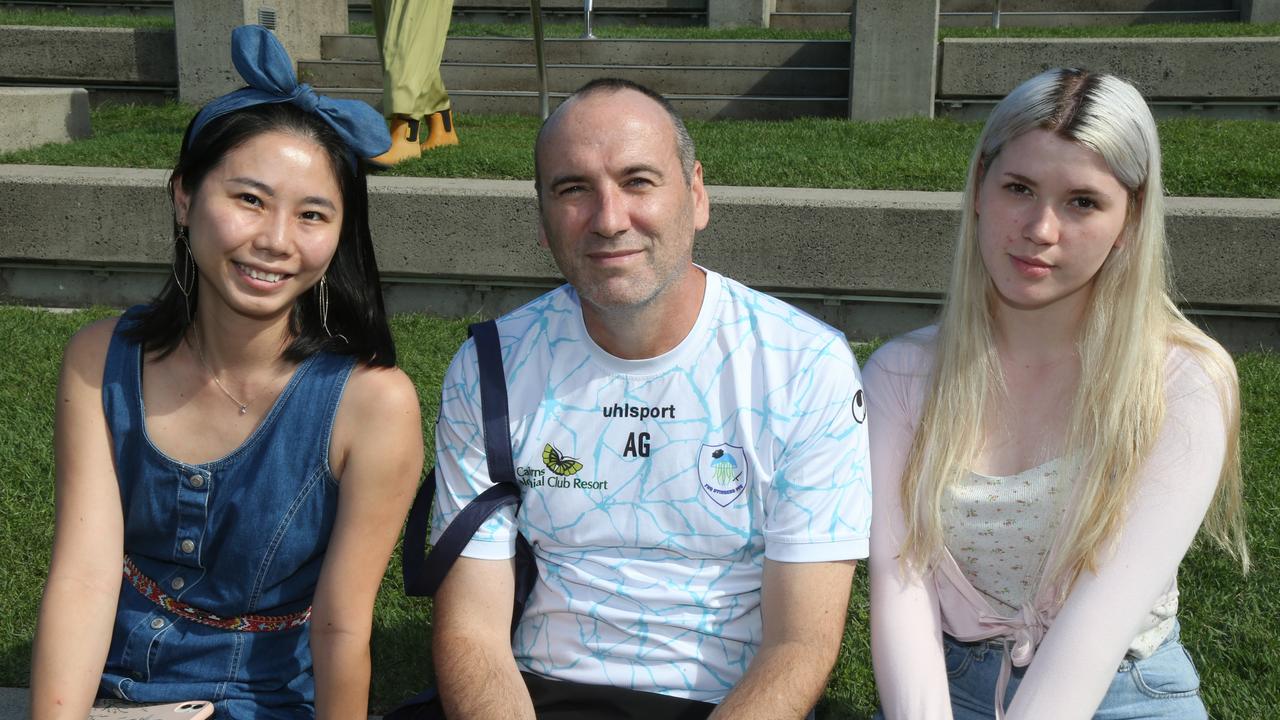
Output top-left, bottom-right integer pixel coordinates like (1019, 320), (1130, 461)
(537, 217), (549, 248)
(690, 161), (710, 231)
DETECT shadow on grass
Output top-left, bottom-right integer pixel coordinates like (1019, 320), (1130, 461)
(0, 638), (32, 690)
(816, 701), (874, 720)
(368, 598), (434, 714)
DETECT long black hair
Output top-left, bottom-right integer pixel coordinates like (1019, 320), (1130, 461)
(125, 102), (396, 367)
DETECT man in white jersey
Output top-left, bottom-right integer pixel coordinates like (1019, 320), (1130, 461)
(429, 78), (872, 719)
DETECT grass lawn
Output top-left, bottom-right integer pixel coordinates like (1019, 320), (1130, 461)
(0, 8), (173, 29)
(4, 8), (1278, 40)
(1, 103), (1278, 198)
(0, 307), (1277, 716)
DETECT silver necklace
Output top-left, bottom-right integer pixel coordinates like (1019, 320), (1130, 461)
(190, 328), (250, 415)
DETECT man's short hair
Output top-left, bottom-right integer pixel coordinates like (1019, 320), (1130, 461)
(533, 78), (697, 199)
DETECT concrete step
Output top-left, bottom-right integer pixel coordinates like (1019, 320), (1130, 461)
(0, 25), (175, 85)
(321, 87), (846, 120)
(0, 80), (170, 106)
(354, 0), (707, 26)
(321, 34), (849, 68)
(0, 86), (91, 153)
(773, 0), (850, 13)
(312, 34), (851, 121)
(448, 8), (704, 26)
(451, 0), (704, 8)
(6, 167), (1278, 350)
(769, 12), (848, 31)
(301, 58), (846, 97)
(0, 0), (172, 17)
(938, 9), (1240, 27)
(937, 37), (1280, 101)
(0, 0), (706, 26)
(771, 0), (1240, 30)
(0, 0), (705, 11)
(939, 0), (1234, 11)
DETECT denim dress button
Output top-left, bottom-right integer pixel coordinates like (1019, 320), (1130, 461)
(170, 576), (185, 590)
(189, 474), (205, 489)
(180, 539), (195, 554)
(150, 618), (165, 630)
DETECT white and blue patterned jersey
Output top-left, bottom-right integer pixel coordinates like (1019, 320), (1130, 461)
(431, 269), (872, 703)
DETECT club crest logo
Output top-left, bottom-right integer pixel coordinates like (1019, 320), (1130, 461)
(698, 443), (749, 507)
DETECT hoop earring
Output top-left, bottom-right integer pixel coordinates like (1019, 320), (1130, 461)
(173, 226), (195, 324)
(317, 276), (348, 344)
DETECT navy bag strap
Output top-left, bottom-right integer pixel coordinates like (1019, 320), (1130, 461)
(403, 321), (520, 599)
(402, 320), (533, 616)
(391, 320), (537, 720)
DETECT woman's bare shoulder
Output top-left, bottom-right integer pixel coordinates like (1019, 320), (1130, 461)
(61, 316), (122, 380)
(343, 363), (420, 417)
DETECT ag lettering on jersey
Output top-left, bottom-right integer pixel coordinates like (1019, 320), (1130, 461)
(602, 401), (672, 459)
(623, 432), (651, 457)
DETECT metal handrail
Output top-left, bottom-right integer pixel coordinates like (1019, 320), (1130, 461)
(530, 0), (550, 119)
(583, 0), (596, 39)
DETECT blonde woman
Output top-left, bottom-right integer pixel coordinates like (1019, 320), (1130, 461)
(865, 68), (1248, 720)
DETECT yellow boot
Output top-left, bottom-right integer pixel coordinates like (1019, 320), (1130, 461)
(369, 116), (422, 167)
(422, 108), (459, 150)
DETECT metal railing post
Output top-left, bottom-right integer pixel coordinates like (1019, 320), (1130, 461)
(530, 0), (550, 119)
(991, 0), (1002, 29)
(583, 0), (596, 39)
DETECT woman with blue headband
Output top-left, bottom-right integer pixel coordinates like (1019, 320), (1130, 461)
(29, 25), (424, 719)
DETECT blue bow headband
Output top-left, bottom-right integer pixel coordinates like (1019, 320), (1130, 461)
(187, 25), (391, 162)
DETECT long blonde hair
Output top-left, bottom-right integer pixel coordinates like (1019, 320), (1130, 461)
(899, 69), (1249, 594)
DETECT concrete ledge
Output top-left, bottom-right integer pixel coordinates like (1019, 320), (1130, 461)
(2, 165), (1277, 313)
(0, 87), (91, 153)
(0, 25), (176, 85)
(302, 61), (848, 97)
(938, 37), (1280, 100)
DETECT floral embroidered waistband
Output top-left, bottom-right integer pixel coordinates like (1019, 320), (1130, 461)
(123, 556), (311, 632)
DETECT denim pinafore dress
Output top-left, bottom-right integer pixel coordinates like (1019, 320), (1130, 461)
(99, 308), (356, 719)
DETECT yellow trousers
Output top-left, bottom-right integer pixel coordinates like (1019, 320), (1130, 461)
(371, 0), (454, 118)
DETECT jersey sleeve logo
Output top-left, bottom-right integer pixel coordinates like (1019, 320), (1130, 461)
(852, 389), (867, 424)
(543, 442), (585, 476)
(699, 443), (749, 507)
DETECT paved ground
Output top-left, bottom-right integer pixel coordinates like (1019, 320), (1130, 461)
(0, 688), (26, 720)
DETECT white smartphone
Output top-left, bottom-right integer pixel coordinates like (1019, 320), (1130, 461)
(89, 700), (214, 720)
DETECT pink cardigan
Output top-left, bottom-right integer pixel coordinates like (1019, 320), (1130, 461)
(864, 328), (1230, 720)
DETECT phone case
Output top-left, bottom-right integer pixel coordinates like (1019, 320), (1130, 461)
(89, 700), (214, 720)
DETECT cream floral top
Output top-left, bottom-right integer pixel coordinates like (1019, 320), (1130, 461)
(942, 458), (1177, 659)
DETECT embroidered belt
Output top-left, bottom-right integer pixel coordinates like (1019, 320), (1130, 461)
(123, 556), (311, 632)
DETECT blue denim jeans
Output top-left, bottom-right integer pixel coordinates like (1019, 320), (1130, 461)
(876, 622), (1206, 719)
